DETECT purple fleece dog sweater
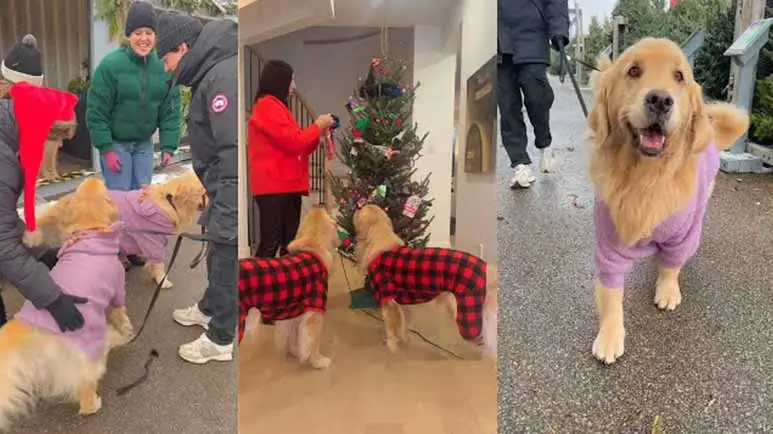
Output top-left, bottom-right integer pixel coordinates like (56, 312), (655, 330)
(594, 144), (719, 288)
(15, 224), (126, 361)
(107, 190), (176, 263)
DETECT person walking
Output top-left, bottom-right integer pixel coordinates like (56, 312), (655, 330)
(497, 0), (569, 188)
(86, 0), (181, 269)
(154, 11), (238, 364)
(0, 37), (87, 331)
(248, 60), (335, 258)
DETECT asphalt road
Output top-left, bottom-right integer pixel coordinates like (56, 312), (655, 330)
(497, 77), (773, 433)
(5, 228), (237, 433)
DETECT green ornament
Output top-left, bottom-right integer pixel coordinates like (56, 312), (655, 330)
(353, 107), (366, 114)
(337, 226), (350, 241)
(371, 185), (387, 199)
(354, 116), (371, 130)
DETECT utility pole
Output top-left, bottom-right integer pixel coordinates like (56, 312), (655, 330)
(729, 0), (766, 99)
(568, 2), (584, 81)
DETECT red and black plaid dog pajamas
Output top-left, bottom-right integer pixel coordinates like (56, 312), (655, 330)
(238, 251), (329, 343)
(367, 246), (487, 343)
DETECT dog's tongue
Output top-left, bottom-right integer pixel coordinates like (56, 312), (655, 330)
(639, 132), (665, 151)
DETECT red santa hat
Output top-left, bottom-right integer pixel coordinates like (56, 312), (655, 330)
(8, 82), (77, 233)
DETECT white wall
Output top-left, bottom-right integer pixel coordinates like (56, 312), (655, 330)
(412, 26), (455, 248)
(453, 0), (497, 264)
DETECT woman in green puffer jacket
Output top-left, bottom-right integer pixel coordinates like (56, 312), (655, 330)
(86, 0), (181, 193)
(86, 0), (181, 269)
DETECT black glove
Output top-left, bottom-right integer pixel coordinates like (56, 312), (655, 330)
(551, 35), (569, 52)
(45, 293), (88, 332)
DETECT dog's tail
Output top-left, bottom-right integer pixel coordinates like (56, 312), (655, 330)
(706, 102), (750, 151)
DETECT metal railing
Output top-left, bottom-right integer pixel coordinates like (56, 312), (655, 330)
(243, 46), (330, 247)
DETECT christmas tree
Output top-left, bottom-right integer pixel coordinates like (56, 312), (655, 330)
(330, 56), (434, 260)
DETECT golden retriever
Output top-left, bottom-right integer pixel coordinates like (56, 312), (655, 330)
(0, 178), (133, 430)
(353, 204), (498, 359)
(586, 38), (749, 364)
(239, 207), (338, 369)
(30, 171), (207, 289)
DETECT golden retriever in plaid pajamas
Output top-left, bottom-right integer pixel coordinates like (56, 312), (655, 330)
(239, 207), (338, 369)
(354, 205), (498, 359)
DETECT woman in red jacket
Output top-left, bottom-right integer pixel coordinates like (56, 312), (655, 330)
(248, 60), (335, 257)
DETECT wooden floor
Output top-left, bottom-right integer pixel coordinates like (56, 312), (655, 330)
(238, 255), (497, 434)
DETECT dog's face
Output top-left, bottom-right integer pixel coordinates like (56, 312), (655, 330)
(590, 38), (710, 159)
(161, 171), (208, 224)
(353, 205), (392, 242)
(57, 178), (119, 235)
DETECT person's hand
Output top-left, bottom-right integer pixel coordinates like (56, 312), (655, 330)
(45, 293), (88, 332)
(103, 151), (122, 174)
(551, 35), (569, 52)
(138, 184), (153, 202)
(314, 114), (336, 129)
(161, 152), (173, 167)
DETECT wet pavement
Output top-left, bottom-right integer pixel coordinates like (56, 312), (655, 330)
(6, 169), (236, 433)
(497, 77), (773, 433)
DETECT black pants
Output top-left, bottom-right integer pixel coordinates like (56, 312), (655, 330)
(497, 60), (555, 167)
(253, 193), (302, 258)
(0, 246), (60, 327)
(198, 241), (237, 345)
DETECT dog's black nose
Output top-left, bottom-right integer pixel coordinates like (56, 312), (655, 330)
(645, 89), (673, 114)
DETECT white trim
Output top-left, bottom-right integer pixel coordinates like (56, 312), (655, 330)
(1, 61), (43, 87)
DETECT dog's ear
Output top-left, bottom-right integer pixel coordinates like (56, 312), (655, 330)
(705, 102), (750, 151)
(587, 69), (611, 149)
(686, 82), (712, 155)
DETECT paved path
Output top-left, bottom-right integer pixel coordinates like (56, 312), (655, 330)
(497, 77), (773, 433)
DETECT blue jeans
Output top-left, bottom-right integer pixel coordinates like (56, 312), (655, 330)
(100, 139), (154, 191)
(198, 241), (237, 345)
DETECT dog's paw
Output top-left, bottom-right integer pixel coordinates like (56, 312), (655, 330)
(386, 337), (400, 353)
(592, 326), (625, 364)
(654, 278), (682, 311)
(23, 230), (43, 247)
(160, 278), (174, 289)
(310, 356), (331, 369)
(78, 395), (102, 416)
(120, 321), (135, 338)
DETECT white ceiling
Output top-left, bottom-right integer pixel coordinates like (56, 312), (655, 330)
(239, 0), (460, 45)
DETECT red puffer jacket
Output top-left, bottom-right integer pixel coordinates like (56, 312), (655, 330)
(248, 95), (321, 196)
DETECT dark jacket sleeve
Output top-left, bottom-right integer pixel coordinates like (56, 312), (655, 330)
(86, 59), (117, 154)
(546, 0), (570, 41)
(0, 175), (62, 308)
(158, 83), (182, 154)
(198, 60), (238, 245)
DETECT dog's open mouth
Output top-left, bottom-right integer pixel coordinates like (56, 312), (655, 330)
(630, 123), (667, 157)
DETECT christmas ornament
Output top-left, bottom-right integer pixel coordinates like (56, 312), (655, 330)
(357, 197), (367, 208)
(354, 116), (370, 131)
(345, 96), (360, 112)
(371, 185), (387, 200)
(350, 146), (359, 156)
(384, 147), (399, 160)
(393, 130), (407, 143)
(394, 118), (402, 128)
(403, 195), (421, 218)
(343, 238), (353, 247)
(337, 226), (350, 241)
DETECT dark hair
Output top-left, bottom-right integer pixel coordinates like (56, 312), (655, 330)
(254, 60), (293, 106)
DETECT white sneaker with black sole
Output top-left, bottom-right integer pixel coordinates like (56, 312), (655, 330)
(173, 304), (211, 330)
(510, 164), (537, 188)
(540, 148), (556, 173)
(178, 333), (234, 364)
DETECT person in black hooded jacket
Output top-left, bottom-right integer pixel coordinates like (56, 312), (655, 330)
(498, 0), (569, 189)
(155, 12), (238, 364)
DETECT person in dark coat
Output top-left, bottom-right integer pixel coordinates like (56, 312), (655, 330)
(497, 0), (569, 188)
(155, 12), (238, 364)
(0, 34), (87, 331)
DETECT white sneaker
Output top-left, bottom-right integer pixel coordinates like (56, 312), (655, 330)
(510, 164), (536, 188)
(178, 333), (234, 364)
(539, 148), (556, 173)
(173, 305), (211, 330)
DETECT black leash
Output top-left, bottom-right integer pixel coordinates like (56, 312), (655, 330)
(337, 252), (465, 360)
(557, 41), (590, 118)
(116, 228), (209, 397)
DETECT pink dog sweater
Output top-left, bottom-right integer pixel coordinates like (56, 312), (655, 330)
(107, 190), (176, 263)
(594, 144), (719, 288)
(15, 224), (126, 361)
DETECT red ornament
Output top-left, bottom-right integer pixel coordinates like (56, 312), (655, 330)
(343, 238), (352, 247)
(395, 119), (402, 128)
(352, 128), (361, 137)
